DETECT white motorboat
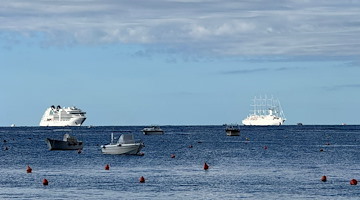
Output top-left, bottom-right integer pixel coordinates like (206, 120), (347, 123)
(46, 133), (84, 150)
(39, 105), (86, 127)
(225, 124), (240, 136)
(242, 95), (286, 126)
(142, 126), (164, 135)
(101, 133), (144, 155)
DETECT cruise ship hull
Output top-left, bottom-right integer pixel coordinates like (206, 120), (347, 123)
(40, 117), (86, 127)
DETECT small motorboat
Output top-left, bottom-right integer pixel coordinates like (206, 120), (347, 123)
(225, 124), (240, 136)
(142, 126), (164, 135)
(46, 133), (84, 150)
(101, 133), (144, 155)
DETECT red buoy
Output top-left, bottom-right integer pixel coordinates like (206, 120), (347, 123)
(105, 164), (110, 170)
(171, 154), (176, 158)
(26, 165), (32, 173)
(42, 179), (48, 186)
(139, 176), (145, 183)
(203, 162), (209, 170)
(350, 179), (358, 185)
(321, 175), (327, 182)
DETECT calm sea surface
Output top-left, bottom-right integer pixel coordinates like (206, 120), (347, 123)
(1, 125), (359, 199)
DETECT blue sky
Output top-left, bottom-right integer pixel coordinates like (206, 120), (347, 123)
(1, 0), (360, 126)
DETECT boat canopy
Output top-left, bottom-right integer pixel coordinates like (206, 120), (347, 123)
(118, 134), (135, 144)
(63, 134), (78, 142)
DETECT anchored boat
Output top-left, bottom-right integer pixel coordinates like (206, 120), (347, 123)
(46, 134), (83, 150)
(142, 126), (164, 135)
(101, 133), (144, 155)
(225, 124), (240, 136)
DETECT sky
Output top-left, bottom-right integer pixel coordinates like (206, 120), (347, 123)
(1, 0), (360, 126)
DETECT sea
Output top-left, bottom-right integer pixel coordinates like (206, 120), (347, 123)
(0, 125), (359, 200)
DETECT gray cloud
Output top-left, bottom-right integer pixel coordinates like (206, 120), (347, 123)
(221, 66), (304, 75)
(1, 0), (360, 56)
(221, 68), (269, 75)
(324, 84), (360, 91)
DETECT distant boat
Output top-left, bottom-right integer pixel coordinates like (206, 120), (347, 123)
(101, 133), (144, 155)
(297, 123), (303, 126)
(225, 124), (240, 136)
(142, 126), (164, 135)
(39, 105), (86, 127)
(46, 134), (84, 150)
(242, 95), (286, 126)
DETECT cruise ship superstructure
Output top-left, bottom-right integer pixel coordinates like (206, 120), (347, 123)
(242, 96), (286, 126)
(39, 105), (86, 126)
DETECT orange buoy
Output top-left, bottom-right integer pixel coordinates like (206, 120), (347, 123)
(203, 162), (209, 170)
(42, 178), (48, 186)
(350, 179), (358, 185)
(26, 165), (32, 173)
(105, 164), (110, 170)
(171, 154), (176, 158)
(139, 176), (145, 183)
(321, 175), (327, 182)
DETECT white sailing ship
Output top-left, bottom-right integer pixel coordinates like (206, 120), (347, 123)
(242, 96), (286, 126)
(39, 105), (86, 126)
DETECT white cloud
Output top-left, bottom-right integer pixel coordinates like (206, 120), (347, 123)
(1, 0), (360, 56)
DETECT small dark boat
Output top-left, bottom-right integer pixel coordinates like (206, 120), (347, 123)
(142, 126), (164, 135)
(225, 124), (240, 136)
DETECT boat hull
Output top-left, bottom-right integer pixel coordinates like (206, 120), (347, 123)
(46, 138), (84, 150)
(242, 116), (285, 126)
(143, 130), (164, 135)
(226, 130), (240, 136)
(101, 143), (144, 155)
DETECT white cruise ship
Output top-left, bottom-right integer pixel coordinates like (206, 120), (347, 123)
(39, 105), (86, 126)
(242, 96), (286, 126)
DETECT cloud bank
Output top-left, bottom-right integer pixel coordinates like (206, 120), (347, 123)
(1, 0), (360, 56)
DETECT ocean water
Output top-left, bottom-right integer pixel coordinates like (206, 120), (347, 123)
(0, 125), (359, 199)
